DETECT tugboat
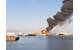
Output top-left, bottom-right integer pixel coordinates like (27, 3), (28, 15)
(59, 32), (64, 39)
(6, 33), (20, 41)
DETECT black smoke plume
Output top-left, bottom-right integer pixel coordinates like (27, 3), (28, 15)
(46, 0), (73, 31)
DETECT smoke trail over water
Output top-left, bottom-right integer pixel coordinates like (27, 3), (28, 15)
(46, 0), (73, 31)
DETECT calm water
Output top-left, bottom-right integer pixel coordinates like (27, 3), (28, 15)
(6, 36), (73, 50)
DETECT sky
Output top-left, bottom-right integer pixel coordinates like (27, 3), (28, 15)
(6, 0), (63, 32)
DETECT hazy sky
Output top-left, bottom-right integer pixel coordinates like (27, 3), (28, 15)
(6, 0), (63, 32)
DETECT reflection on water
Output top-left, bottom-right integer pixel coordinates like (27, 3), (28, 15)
(47, 36), (73, 50)
(6, 36), (73, 50)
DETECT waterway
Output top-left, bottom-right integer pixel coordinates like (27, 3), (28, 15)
(6, 35), (73, 50)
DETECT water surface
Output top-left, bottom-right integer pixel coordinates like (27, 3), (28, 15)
(6, 36), (73, 50)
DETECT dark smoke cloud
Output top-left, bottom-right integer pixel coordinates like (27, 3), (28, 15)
(46, 0), (73, 31)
